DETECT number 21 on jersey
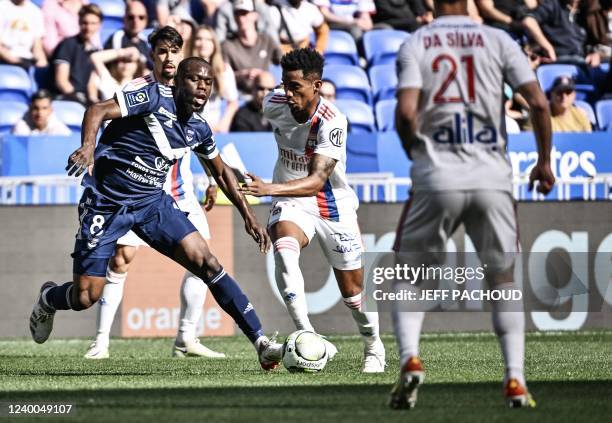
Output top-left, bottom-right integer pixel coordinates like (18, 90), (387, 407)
(432, 54), (475, 104)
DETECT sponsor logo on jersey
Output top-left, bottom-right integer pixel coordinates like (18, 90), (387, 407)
(126, 90), (150, 108)
(432, 112), (497, 144)
(329, 128), (344, 147)
(154, 157), (169, 171)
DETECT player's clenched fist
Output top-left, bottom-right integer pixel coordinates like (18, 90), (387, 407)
(528, 162), (555, 195)
(66, 145), (94, 177)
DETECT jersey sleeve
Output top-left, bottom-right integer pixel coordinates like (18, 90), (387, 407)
(499, 32), (536, 90)
(396, 37), (422, 90)
(314, 114), (347, 161)
(193, 122), (219, 160)
(262, 89), (286, 121)
(115, 81), (160, 118)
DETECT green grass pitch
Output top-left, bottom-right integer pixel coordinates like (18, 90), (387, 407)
(1, 331), (610, 422)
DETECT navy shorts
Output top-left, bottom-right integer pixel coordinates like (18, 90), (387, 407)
(72, 188), (197, 277)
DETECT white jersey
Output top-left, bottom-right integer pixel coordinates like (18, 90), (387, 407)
(122, 74), (198, 203)
(263, 90), (358, 221)
(396, 15), (536, 192)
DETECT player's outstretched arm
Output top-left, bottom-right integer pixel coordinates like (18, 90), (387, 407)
(66, 98), (122, 177)
(198, 150), (270, 253)
(516, 81), (555, 195)
(396, 88), (421, 159)
(240, 153), (336, 198)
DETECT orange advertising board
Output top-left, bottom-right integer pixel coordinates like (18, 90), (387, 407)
(120, 206), (235, 337)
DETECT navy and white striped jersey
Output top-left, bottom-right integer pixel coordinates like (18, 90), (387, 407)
(85, 78), (218, 204)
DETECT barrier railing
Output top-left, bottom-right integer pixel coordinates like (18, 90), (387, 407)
(0, 173), (611, 205)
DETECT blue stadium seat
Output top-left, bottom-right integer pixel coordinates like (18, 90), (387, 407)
(375, 98), (396, 132)
(93, 0), (125, 39)
(595, 100), (612, 131)
(363, 29), (409, 66)
(0, 65), (32, 103)
(369, 64), (397, 102)
(0, 101), (28, 133)
(335, 99), (376, 133)
(324, 30), (359, 66)
(53, 101), (86, 131)
(536, 64), (594, 101)
(574, 100), (596, 128)
(322, 64), (372, 105)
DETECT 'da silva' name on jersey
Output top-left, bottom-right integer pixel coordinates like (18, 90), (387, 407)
(424, 31), (485, 49)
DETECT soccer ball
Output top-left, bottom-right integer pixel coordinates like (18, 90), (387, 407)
(282, 330), (328, 373)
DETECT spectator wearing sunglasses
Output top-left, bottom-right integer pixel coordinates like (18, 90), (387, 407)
(104, 0), (152, 69)
(548, 75), (592, 132)
(230, 70), (275, 132)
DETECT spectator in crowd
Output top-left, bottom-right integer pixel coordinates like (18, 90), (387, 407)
(372, 0), (432, 32)
(90, 46), (145, 100)
(42, 0), (88, 56)
(12, 89), (71, 135)
(192, 25), (239, 133)
(156, 0), (191, 27)
(578, 0), (611, 60)
(320, 79), (336, 102)
(475, 0), (536, 37)
(548, 76), (592, 131)
(522, 0), (601, 66)
(222, 0), (282, 93)
(167, 14), (197, 59)
(312, 0), (375, 43)
(216, 0), (278, 43)
(268, 0), (329, 53)
(104, 0), (152, 69)
(230, 70), (275, 131)
(52, 4), (103, 105)
(0, 0), (47, 69)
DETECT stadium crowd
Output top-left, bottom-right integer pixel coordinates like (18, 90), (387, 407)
(0, 0), (610, 135)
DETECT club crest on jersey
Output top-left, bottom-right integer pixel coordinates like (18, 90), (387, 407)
(126, 90), (150, 108)
(186, 129), (195, 142)
(329, 128), (344, 147)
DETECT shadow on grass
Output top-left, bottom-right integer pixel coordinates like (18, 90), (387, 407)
(1, 380), (611, 423)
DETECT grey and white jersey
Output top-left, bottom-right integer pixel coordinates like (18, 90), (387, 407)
(396, 15), (535, 192)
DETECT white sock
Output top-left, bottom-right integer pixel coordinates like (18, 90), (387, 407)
(343, 292), (380, 347)
(392, 281), (425, 368)
(491, 282), (525, 385)
(274, 237), (314, 331)
(95, 267), (127, 347)
(176, 271), (207, 347)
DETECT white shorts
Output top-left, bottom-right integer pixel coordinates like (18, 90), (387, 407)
(268, 200), (363, 271)
(394, 191), (517, 274)
(117, 196), (210, 247)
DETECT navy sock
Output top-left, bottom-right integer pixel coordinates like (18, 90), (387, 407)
(204, 269), (264, 343)
(44, 282), (73, 310)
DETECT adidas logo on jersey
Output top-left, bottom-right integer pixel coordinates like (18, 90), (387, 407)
(163, 119), (173, 129)
(243, 303), (254, 314)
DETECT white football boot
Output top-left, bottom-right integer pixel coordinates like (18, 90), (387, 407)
(388, 356), (425, 409)
(257, 336), (283, 370)
(172, 339), (226, 358)
(362, 337), (386, 373)
(84, 341), (110, 359)
(29, 281), (57, 344)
